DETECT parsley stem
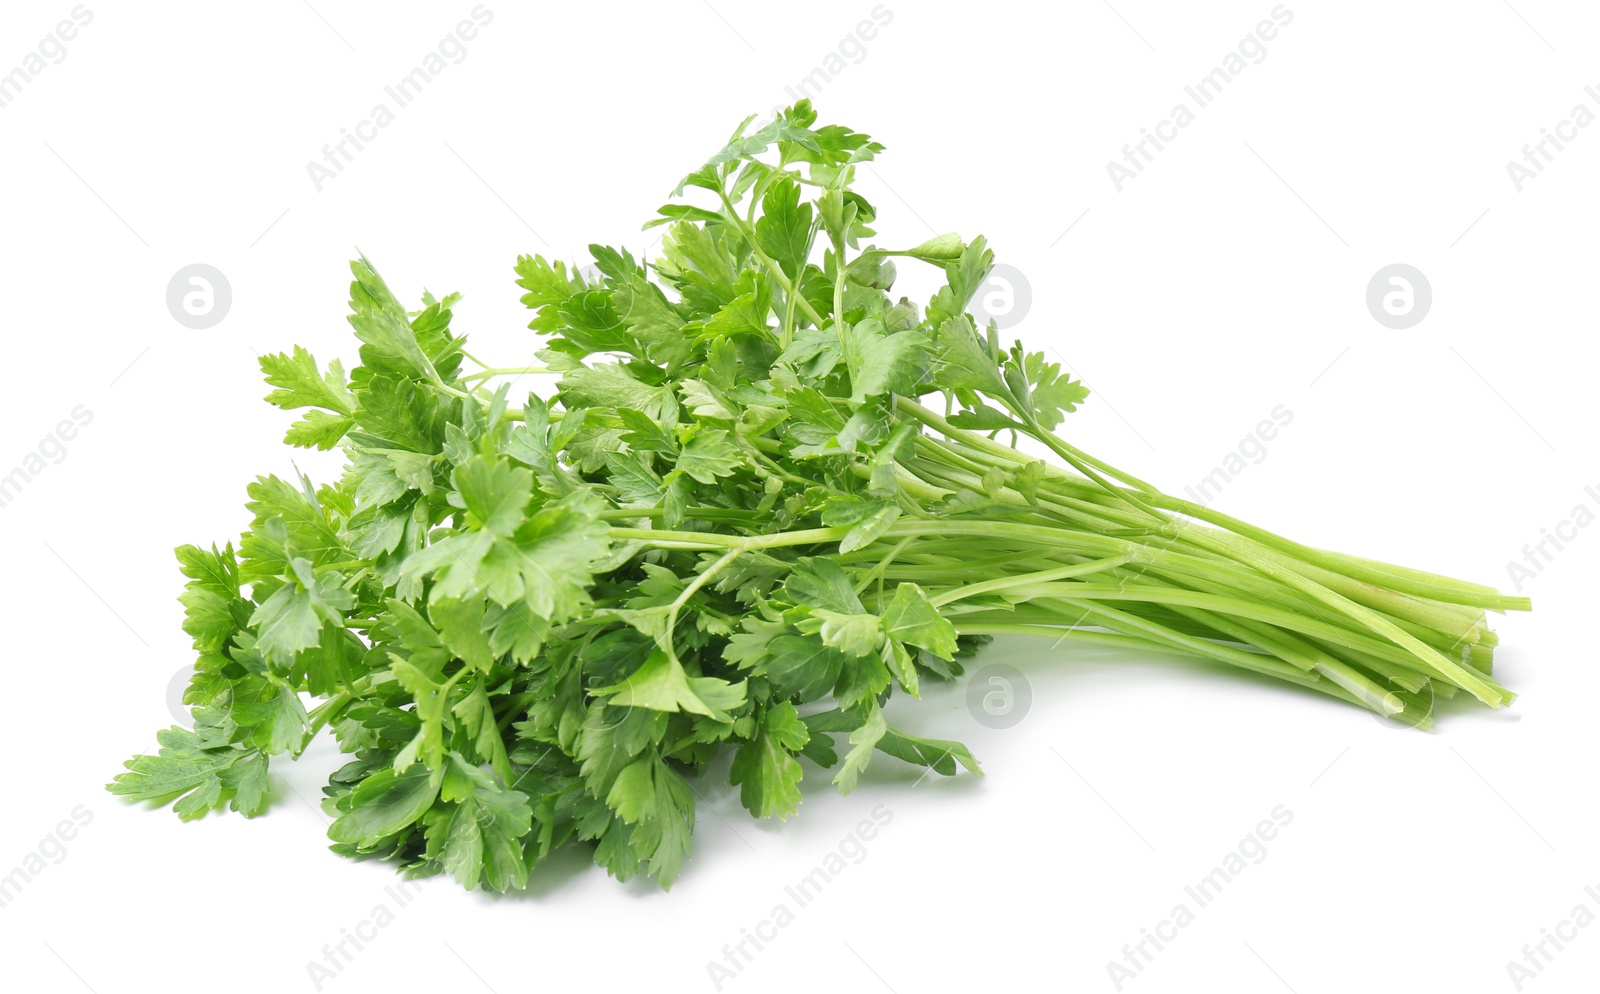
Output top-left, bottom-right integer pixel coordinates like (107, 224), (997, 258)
(608, 526), (846, 550)
(306, 690), (353, 736)
(716, 188), (830, 329)
(926, 555), (1136, 608)
(462, 366), (552, 382)
(661, 547), (743, 648)
(911, 406), (1516, 609)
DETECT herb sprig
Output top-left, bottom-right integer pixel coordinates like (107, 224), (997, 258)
(111, 101), (1529, 890)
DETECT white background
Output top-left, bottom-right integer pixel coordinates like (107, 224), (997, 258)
(1, 1), (1595, 992)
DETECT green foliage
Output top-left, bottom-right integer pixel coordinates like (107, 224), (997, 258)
(110, 101), (1527, 897)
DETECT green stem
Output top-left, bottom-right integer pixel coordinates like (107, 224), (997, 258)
(306, 690), (353, 736)
(662, 547), (742, 649)
(928, 555), (1135, 608)
(717, 188), (830, 329)
(462, 366), (552, 382)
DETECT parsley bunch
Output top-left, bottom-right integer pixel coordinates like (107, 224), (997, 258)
(111, 102), (1529, 891)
